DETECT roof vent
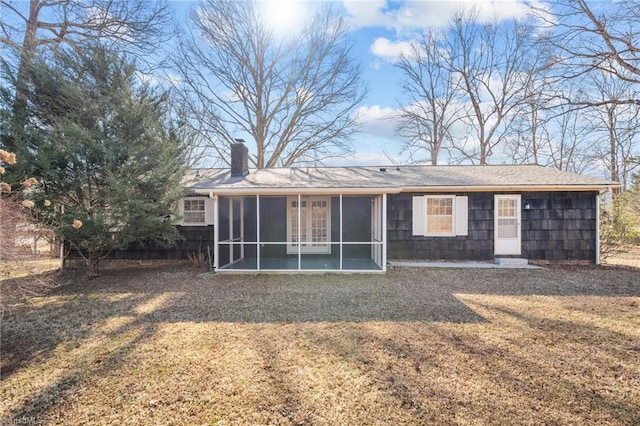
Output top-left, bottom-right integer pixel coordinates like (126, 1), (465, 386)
(379, 167), (386, 172)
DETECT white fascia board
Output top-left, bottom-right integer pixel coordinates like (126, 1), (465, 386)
(192, 187), (400, 196)
(400, 184), (620, 193)
(190, 184), (619, 196)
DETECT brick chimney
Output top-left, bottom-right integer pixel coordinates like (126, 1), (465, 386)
(230, 140), (249, 177)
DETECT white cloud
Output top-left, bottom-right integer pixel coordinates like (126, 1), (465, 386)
(345, 105), (413, 163)
(353, 104), (399, 139)
(135, 71), (182, 88)
(369, 37), (412, 63)
(327, 149), (405, 166)
(344, 0), (549, 32)
(342, 0), (395, 29)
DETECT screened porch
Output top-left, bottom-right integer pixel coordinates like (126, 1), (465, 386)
(214, 194), (387, 272)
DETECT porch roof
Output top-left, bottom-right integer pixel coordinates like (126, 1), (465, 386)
(185, 164), (618, 195)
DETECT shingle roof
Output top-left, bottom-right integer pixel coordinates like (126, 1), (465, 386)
(184, 164), (618, 194)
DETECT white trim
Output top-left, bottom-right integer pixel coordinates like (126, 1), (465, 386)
(212, 193), (219, 271)
(339, 194), (343, 270)
(382, 193), (387, 272)
(424, 195), (456, 237)
(454, 196), (469, 236)
(217, 269), (386, 275)
(372, 196), (381, 266)
(297, 194), (301, 268)
(196, 187), (398, 196)
(412, 196), (425, 236)
(240, 198), (245, 260)
(596, 191), (601, 265)
(494, 194), (522, 256)
(403, 185), (618, 193)
(412, 195), (468, 237)
(193, 184), (618, 197)
(180, 197), (208, 226)
(228, 198), (233, 264)
(256, 194), (260, 271)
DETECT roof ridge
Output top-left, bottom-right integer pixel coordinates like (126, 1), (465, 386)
(188, 163), (546, 171)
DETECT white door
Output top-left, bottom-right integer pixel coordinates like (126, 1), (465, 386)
(494, 195), (521, 256)
(287, 197), (331, 254)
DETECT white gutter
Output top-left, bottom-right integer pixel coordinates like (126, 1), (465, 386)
(400, 184), (621, 193)
(191, 184), (620, 197)
(193, 187), (400, 196)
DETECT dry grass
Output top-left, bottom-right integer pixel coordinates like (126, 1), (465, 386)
(1, 265), (639, 425)
(0, 259), (59, 280)
(1, 259), (61, 306)
(604, 245), (640, 268)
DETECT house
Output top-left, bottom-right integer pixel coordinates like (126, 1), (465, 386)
(178, 143), (618, 272)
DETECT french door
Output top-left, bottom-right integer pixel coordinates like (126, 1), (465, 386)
(287, 196), (331, 254)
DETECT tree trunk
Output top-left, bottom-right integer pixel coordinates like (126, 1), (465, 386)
(0, 198), (17, 260)
(10, 0), (42, 151)
(87, 256), (100, 279)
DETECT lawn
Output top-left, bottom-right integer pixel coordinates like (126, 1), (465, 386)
(1, 265), (639, 425)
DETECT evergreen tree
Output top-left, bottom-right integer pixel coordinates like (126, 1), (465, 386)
(12, 44), (187, 276)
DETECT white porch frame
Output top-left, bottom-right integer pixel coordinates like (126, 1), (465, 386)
(214, 193), (387, 273)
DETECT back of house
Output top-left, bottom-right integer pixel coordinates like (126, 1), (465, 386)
(176, 142), (618, 272)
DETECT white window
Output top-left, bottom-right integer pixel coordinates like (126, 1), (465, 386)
(426, 196), (454, 234)
(182, 198), (206, 224)
(412, 195), (468, 237)
(287, 196), (331, 254)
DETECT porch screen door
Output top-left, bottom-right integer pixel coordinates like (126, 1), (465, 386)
(494, 195), (521, 255)
(287, 197), (330, 254)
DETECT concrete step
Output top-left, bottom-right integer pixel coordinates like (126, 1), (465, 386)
(494, 257), (529, 266)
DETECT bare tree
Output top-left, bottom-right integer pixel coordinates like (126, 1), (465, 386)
(534, 0), (639, 106)
(584, 72), (640, 188)
(443, 11), (538, 164)
(395, 29), (463, 165)
(172, 0), (365, 168)
(0, 0), (172, 148)
(526, 0), (640, 186)
(505, 70), (598, 174)
(504, 70), (552, 166)
(545, 103), (596, 175)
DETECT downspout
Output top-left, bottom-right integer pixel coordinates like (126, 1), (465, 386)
(595, 189), (606, 266)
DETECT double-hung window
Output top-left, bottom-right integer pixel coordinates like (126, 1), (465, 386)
(412, 195), (468, 237)
(426, 196), (455, 235)
(182, 198), (206, 224)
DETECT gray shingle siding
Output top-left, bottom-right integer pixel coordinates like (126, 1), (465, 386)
(100, 225), (215, 260)
(520, 191), (597, 261)
(387, 191), (598, 262)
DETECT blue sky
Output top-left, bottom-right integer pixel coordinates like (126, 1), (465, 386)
(0, 0), (560, 167)
(166, 0), (548, 166)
